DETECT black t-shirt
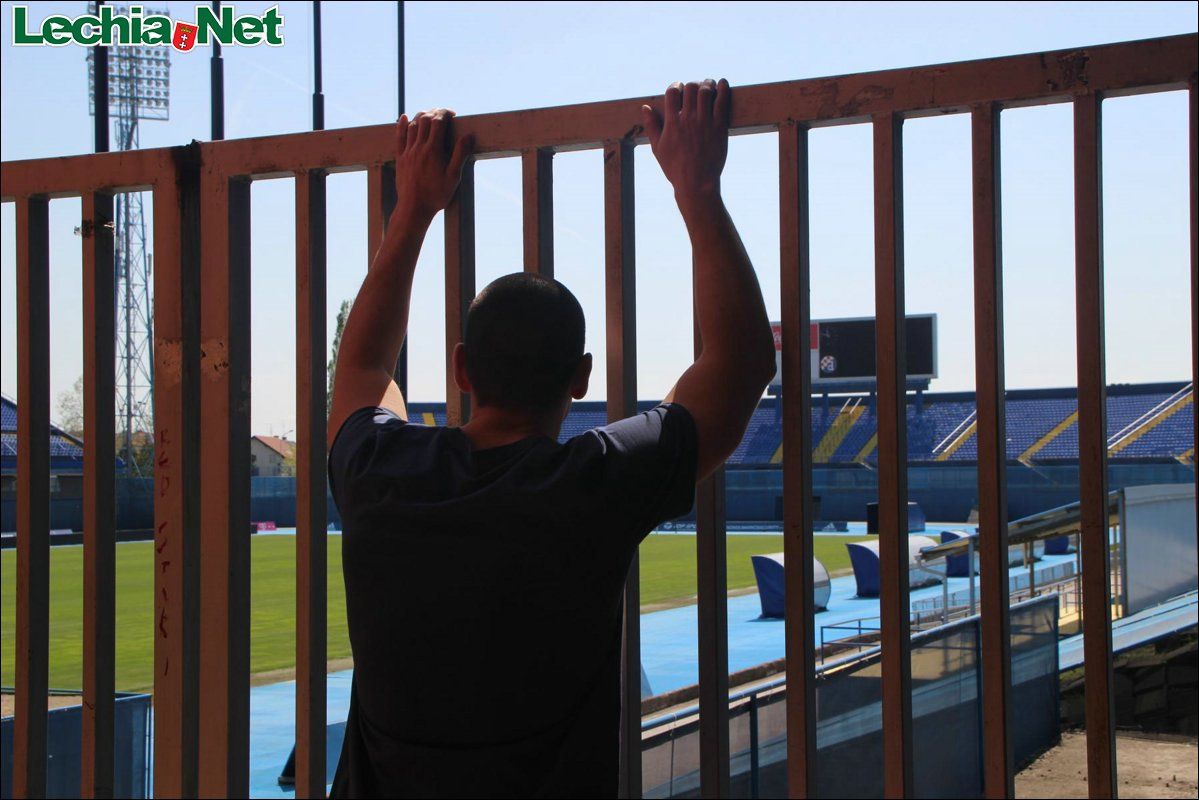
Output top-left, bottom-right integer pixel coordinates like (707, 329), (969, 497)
(327, 403), (698, 798)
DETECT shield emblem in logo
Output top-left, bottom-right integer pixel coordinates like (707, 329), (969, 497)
(172, 21), (198, 52)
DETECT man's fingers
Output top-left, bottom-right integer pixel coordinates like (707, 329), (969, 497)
(428, 113), (448, 149)
(682, 81), (699, 114)
(664, 82), (683, 116)
(408, 111), (423, 146)
(714, 78), (731, 126)
(698, 79), (716, 117)
(416, 112), (432, 144)
(447, 133), (474, 179)
(396, 114), (409, 154)
(640, 105), (663, 147)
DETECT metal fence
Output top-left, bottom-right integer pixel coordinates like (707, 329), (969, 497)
(641, 595), (1061, 799)
(2, 33), (1195, 799)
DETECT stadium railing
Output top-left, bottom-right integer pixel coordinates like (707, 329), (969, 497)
(2, 33), (1196, 800)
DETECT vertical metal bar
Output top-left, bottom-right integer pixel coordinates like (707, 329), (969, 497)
(967, 534), (977, 616)
(92, 9), (109, 154)
(394, 0), (408, 391)
(522, 148), (554, 277)
(198, 171), (252, 797)
(396, 1), (405, 115)
(14, 195), (49, 800)
(1190, 79), (1197, 560)
(368, 165), (405, 392)
(972, 102), (1014, 799)
(873, 110), (913, 798)
(696, 464), (729, 798)
(210, 1), (224, 140)
(444, 161), (476, 425)
(295, 171), (328, 798)
(749, 696), (760, 800)
(153, 149), (202, 798)
(779, 120), (817, 799)
(367, 165), (396, 264)
(696, 278), (729, 796)
(605, 140), (640, 798)
(82, 191), (116, 799)
(312, 1), (324, 131)
(1074, 92), (1118, 799)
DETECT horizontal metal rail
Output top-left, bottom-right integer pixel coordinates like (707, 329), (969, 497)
(0, 32), (1193, 800)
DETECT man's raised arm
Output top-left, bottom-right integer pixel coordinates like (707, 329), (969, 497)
(644, 80), (777, 480)
(327, 110), (472, 445)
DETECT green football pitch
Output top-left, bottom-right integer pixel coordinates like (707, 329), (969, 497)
(1, 533), (867, 692)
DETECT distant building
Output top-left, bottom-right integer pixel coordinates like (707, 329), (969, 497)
(2, 394), (128, 533)
(250, 435), (296, 477)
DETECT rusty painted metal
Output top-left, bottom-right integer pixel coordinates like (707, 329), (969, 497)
(873, 110), (914, 798)
(779, 120), (817, 799)
(1073, 92), (1118, 800)
(604, 140), (640, 798)
(4, 35), (1193, 200)
(295, 171), (329, 799)
(152, 148), (201, 798)
(445, 162), (476, 427)
(695, 464), (729, 798)
(523, 148), (554, 277)
(695, 299), (731, 796)
(81, 190), (117, 799)
(14, 195), (49, 800)
(971, 102), (1015, 799)
(0, 33), (1193, 798)
(367, 164), (405, 388)
(1189, 80), (1197, 603)
(197, 170), (252, 797)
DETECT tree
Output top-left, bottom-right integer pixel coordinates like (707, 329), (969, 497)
(327, 298), (351, 416)
(280, 447), (297, 477)
(56, 375), (85, 438)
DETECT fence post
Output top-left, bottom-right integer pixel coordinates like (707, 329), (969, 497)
(14, 195), (50, 800)
(81, 189), (116, 798)
(605, 140), (641, 799)
(873, 109), (914, 798)
(152, 144), (202, 798)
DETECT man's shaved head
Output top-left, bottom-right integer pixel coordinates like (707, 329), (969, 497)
(463, 273), (586, 411)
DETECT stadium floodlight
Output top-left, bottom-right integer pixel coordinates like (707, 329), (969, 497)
(85, 5), (171, 121)
(85, 3), (171, 477)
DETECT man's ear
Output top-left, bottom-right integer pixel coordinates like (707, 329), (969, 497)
(569, 353), (592, 400)
(452, 342), (473, 395)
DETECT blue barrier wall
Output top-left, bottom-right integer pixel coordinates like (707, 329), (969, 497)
(719, 462), (1195, 523)
(1, 693), (151, 799)
(3, 462), (1192, 534)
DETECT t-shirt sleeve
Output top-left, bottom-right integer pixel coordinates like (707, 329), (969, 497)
(581, 402), (699, 538)
(327, 406), (406, 508)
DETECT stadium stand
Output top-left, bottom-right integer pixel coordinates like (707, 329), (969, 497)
(4, 383), (1190, 533)
(0, 395), (88, 475)
(410, 381), (1192, 466)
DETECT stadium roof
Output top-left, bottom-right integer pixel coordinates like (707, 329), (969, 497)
(0, 395), (123, 475)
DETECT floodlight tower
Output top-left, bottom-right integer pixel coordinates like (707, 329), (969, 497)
(86, 4), (170, 476)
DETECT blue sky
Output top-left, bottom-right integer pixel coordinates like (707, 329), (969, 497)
(1, 1), (1195, 436)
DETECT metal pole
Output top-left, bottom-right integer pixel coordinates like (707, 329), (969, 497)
(395, 0), (408, 393)
(967, 534), (976, 615)
(749, 696), (760, 800)
(942, 569), (949, 624)
(211, 1), (224, 140)
(1027, 542), (1036, 596)
(312, 2), (324, 131)
(93, 0), (109, 153)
